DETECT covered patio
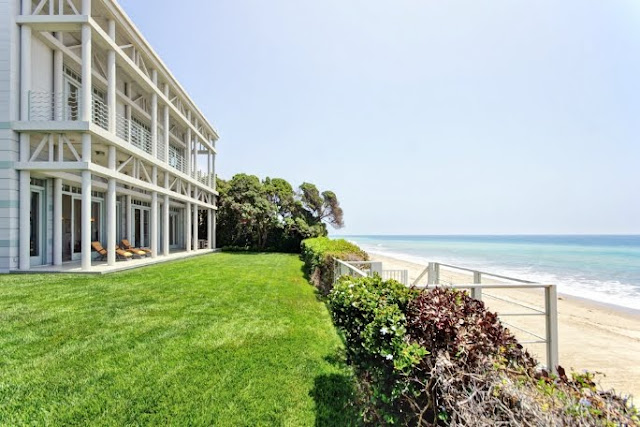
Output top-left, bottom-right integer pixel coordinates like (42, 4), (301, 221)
(23, 248), (218, 275)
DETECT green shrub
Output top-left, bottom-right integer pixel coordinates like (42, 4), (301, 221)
(329, 275), (424, 424)
(327, 280), (638, 426)
(300, 237), (368, 295)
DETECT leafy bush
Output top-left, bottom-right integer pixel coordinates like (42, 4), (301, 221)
(328, 278), (639, 426)
(300, 237), (368, 295)
(329, 275), (424, 424)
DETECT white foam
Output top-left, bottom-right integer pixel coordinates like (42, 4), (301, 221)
(358, 242), (640, 312)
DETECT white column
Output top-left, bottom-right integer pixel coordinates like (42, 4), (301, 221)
(81, 23), (92, 122)
(151, 70), (158, 158)
(163, 173), (170, 256)
(107, 20), (116, 134)
(20, 25), (31, 121)
(81, 170), (92, 270)
(212, 210), (216, 249)
(53, 34), (63, 121)
(192, 203), (198, 251)
(207, 209), (212, 249)
(126, 194), (132, 241)
(151, 166), (158, 257)
(212, 152), (216, 191)
(185, 201), (192, 252)
(186, 112), (192, 176)
(163, 84), (170, 164)
(18, 170), (30, 271)
(207, 151), (212, 187)
(82, 0), (91, 15)
(18, 19), (31, 270)
(106, 146), (116, 265)
(53, 178), (63, 266)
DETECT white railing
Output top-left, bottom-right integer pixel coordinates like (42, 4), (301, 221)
(115, 113), (153, 155)
(168, 146), (186, 173)
(333, 258), (368, 284)
(28, 91), (80, 121)
(382, 269), (409, 285)
(334, 259), (559, 373)
(91, 95), (109, 130)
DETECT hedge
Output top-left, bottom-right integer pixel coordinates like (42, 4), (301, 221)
(300, 237), (368, 295)
(328, 275), (638, 426)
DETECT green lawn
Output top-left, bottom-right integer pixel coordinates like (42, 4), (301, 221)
(0, 253), (359, 426)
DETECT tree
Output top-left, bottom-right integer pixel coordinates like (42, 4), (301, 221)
(299, 182), (345, 230)
(215, 174), (345, 252)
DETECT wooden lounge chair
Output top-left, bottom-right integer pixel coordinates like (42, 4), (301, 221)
(92, 241), (133, 261)
(115, 247), (134, 261)
(120, 239), (152, 257)
(92, 241), (108, 261)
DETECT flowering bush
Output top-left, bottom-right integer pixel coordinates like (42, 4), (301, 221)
(329, 275), (425, 423)
(300, 237), (368, 295)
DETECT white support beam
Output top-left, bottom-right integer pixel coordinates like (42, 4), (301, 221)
(19, 170), (30, 271)
(53, 178), (63, 266)
(192, 202), (198, 251)
(106, 146), (116, 265)
(81, 23), (92, 122)
(151, 165), (158, 257)
(151, 69), (158, 159)
(163, 84), (170, 165)
(185, 201), (192, 252)
(212, 210), (216, 249)
(163, 173), (170, 256)
(207, 209), (212, 249)
(20, 24), (31, 121)
(107, 20), (116, 133)
(126, 194), (132, 242)
(81, 170), (92, 270)
(53, 33), (64, 120)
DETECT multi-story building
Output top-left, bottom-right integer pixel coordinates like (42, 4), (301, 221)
(0, 0), (219, 273)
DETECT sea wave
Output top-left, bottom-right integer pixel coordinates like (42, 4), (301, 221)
(357, 242), (640, 312)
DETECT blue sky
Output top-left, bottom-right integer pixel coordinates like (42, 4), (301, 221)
(119, 0), (640, 235)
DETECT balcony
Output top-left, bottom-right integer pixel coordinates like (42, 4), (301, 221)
(25, 90), (215, 190)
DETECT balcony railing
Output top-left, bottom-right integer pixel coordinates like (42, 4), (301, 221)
(115, 113), (152, 155)
(168, 146), (186, 173)
(28, 91), (80, 121)
(92, 95), (109, 130)
(26, 91), (216, 189)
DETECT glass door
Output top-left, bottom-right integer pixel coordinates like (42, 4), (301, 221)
(30, 189), (45, 266)
(133, 206), (151, 248)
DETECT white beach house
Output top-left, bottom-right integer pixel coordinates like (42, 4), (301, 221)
(0, 0), (218, 273)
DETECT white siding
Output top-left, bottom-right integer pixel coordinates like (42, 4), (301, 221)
(31, 35), (53, 92)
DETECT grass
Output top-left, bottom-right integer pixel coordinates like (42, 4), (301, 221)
(0, 253), (360, 426)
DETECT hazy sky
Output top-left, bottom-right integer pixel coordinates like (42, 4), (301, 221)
(119, 0), (640, 235)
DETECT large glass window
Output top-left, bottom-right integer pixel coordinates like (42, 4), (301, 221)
(30, 192), (40, 257)
(91, 201), (101, 243)
(73, 199), (82, 253)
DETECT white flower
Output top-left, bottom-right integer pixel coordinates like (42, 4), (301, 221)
(385, 354), (394, 360)
(380, 327), (389, 335)
(349, 284), (354, 288)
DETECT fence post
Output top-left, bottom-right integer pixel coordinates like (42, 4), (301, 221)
(472, 271), (482, 300)
(433, 263), (440, 285)
(545, 285), (559, 374)
(370, 262), (383, 277)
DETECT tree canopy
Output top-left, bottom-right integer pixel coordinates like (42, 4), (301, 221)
(216, 174), (345, 252)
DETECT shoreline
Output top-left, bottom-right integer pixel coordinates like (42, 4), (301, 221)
(367, 251), (640, 398)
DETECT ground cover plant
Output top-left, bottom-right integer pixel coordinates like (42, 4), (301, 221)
(301, 237), (368, 295)
(0, 253), (360, 426)
(329, 275), (639, 426)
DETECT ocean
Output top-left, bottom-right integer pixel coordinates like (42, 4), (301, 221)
(339, 235), (640, 311)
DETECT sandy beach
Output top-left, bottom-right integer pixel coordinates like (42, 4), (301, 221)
(368, 252), (640, 399)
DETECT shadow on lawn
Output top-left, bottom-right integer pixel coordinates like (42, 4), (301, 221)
(310, 349), (362, 427)
(310, 372), (362, 427)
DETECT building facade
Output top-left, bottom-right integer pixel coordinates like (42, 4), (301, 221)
(0, 0), (219, 272)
